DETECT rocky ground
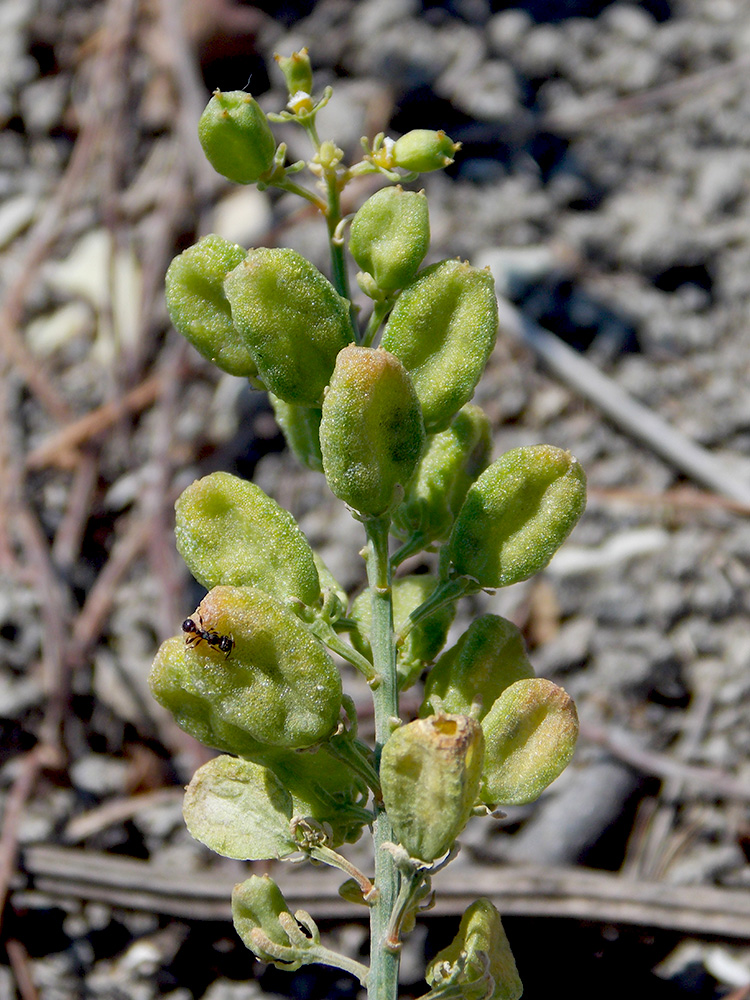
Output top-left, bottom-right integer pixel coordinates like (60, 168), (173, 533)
(3, 0), (750, 997)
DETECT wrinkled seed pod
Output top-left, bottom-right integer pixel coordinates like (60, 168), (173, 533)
(426, 898), (522, 1000)
(394, 403), (491, 543)
(421, 614), (534, 719)
(449, 444), (586, 589)
(175, 471), (321, 607)
(232, 876), (300, 967)
(198, 91), (276, 184)
(225, 248), (353, 405)
(165, 235), (256, 377)
(381, 260), (498, 432)
(149, 586), (342, 758)
(320, 346), (425, 517)
(380, 713), (484, 862)
(349, 186), (430, 292)
(481, 678), (578, 806)
(392, 129), (460, 172)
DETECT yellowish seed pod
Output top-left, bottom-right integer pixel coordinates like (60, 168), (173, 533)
(380, 713), (484, 862)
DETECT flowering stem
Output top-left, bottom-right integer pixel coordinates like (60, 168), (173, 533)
(365, 515), (400, 1000)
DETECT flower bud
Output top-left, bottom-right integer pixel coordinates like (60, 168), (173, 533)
(392, 129), (460, 173)
(269, 394), (323, 472)
(381, 260), (498, 432)
(351, 575), (455, 690)
(394, 403), (491, 544)
(148, 586), (342, 758)
(422, 614), (534, 720)
(320, 346), (425, 517)
(198, 90), (276, 184)
(224, 248), (353, 405)
(426, 898), (522, 1000)
(165, 235), (256, 377)
(349, 186), (429, 293)
(175, 471), (321, 607)
(448, 445), (586, 589)
(380, 714), (484, 862)
(274, 49), (313, 99)
(480, 678), (578, 806)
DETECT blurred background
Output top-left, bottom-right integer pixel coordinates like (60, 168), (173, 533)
(3, 0), (750, 997)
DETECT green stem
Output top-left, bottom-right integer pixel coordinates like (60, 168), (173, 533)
(364, 516), (401, 1000)
(362, 298), (395, 348)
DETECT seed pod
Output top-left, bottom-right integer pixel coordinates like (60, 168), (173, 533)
(392, 129), (460, 173)
(224, 248), (353, 405)
(448, 445), (587, 589)
(274, 49), (313, 98)
(426, 898), (522, 1000)
(232, 876), (307, 970)
(381, 260), (498, 432)
(175, 471), (321, 607)
(480, 678), (578, 806)
(269, 393), (323, 472)
(165, 235), (256, 377)
(320, 346), (425, 517)
(350, 575), (455, 690)
(349, 186), (430, 293)
(380, 714), (484, 862)
(148, 586), (342, 758)
(422, 614), (534, 719)
(198, 90), (276, 184)
(183, 755), (298, 860)
(394, 403), (491, 544)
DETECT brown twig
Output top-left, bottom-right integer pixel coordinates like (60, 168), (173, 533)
(6, 937), (40, 1000)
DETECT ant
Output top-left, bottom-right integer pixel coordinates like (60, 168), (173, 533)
(182, 612), (234, 659)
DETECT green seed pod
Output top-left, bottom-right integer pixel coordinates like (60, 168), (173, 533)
(175, 471), (321, 607)
(269, 393), (323, 472)
(481, 678), (578, 806)
(392, 129), (460, 173)
(319, 346), (425, 517)
(198, 90), (276, 184)
(274, 48), (314, 98)
(232, 876), (306, 970)
(265, 745), (370, 846)
(380, 260), (499, 432)
(394, 403), (492, 544)
(380, 714), (484, 862)
(182, 755), (298, 861)
(350, 575), (455, 690)
(421, 614), (534, 720)
(349, 186), (430, 293)
(426, 898), (522, 1000)
(224, 248), (353, 405)
(165, 235), (257, 377)
(148, 586), (342, 757)
(448, 445), (587, 589)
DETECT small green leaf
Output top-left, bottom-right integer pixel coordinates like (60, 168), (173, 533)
(481, 678), (578, 806)
(449, 444), (586, 589)
(183, 755), (297, 860)
(175, 471), (321, 607)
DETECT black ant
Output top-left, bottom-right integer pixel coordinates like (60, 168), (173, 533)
(182, 613), (234, 659)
